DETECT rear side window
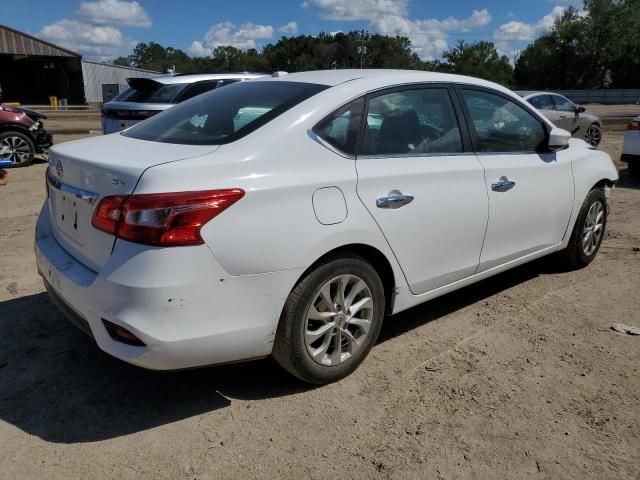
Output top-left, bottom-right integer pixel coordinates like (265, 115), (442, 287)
(176, 79), (240, 102)
(361, 88), (464, 156)
(113, 81), (185, 104)
(462, 89), (547, 153)
(122, 81), (327, 145)
(528, 95), (556, 111)
(313, 98), (365, 155)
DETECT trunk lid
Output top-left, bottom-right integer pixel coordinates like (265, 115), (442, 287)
(47, 134), (218, 272)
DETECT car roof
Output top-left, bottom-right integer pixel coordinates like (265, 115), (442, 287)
(260, 69), (519, 91)
(516, 91), (566, 99)
(142, 72), (268, 85)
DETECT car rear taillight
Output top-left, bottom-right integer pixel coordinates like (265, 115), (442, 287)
(91, 189), (245, 246)
(626, 120), (640, 131)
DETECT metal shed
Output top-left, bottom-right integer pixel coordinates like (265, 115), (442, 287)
(0, 24), (84, 104)
(81, 61), (159, 104)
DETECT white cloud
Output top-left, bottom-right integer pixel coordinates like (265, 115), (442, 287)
(494, 6), (564, 42)
(371, 9), (492, 60)
(302, 0), (408, 21)
(39, 19), (127, 60)
(77, 0), (151, 28)
(278, 21), (299, 34)
(189, 21), (275, 56)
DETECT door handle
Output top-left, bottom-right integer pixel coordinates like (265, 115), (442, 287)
(376, 191), (414, 209)
(491, 176), (516, 193)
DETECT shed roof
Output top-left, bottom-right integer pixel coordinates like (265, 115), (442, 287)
(0, 24), (80, 57)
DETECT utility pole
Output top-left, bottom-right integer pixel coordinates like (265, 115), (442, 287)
(358, 30), (368, 69)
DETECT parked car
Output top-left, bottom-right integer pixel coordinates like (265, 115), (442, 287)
(517, 91), (602, 147)
(621, 116), (640, 176)
(101, 72), (268, 134)
(0, 105), (53, 167)
(37, 70), (618, 384)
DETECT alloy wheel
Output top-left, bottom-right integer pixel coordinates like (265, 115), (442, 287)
(304, 274), (374, 367)
(582, 200), (604, 257)
(584, 127), (601, 147)
(0, 135), (31, 165)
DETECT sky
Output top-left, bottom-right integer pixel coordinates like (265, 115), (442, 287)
(1, 0), (583, 62)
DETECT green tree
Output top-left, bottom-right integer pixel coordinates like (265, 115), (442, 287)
(442, 41), (514, 85)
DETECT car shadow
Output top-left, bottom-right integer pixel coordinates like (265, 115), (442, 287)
(616, 167), (640, 190)
(0, 255), (560, 444)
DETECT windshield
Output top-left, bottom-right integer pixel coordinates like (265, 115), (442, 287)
(122, 81), (327, 145)
(113, 80), (186, 104)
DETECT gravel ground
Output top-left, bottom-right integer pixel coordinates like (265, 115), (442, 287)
(0, 109), (639, 480)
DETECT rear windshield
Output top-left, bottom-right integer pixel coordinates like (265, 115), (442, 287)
(122, 81), (327, 145)
(113, 80), (186, 104)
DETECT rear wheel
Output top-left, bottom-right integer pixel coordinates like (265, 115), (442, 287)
(584, 124), (602, 147)
(273, 256), (385, 384)
(560, 188), (607, 268)
(0, 131), (35, 167)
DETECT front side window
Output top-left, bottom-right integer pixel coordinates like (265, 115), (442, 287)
(528, 95), (556, 111)
(122, 81), (327, 145)
(462, 89), (547, 153)
(313, 98), (364, 155)
(552, 95), (577, 112)
(361, 88), (464, 156)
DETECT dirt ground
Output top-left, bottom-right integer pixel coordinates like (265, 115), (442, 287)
(0, 107), (639, 480)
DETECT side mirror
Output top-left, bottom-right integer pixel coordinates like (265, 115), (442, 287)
(577, 106), (586, 113)
(548, 127), (571, 151)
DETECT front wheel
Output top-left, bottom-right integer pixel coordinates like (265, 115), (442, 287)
(273, 256), (385, 384)
(0, 131), (35, 167)
(560, 188), (607, 268)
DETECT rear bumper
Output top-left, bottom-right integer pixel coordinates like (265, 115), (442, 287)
(35, 202), (301, 370)
(101, 117), (142, 134)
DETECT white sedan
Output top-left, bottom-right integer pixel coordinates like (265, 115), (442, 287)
(35, 70), (618, 384)
(622, 115), (640, 176)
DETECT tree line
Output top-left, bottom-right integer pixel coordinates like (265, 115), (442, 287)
(113, 0), (639, 89)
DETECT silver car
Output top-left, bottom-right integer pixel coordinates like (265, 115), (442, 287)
(101, 72), (267, 134)
(517, 91), (602, 147)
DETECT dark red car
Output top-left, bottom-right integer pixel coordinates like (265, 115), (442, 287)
(0, 105), (53, 167)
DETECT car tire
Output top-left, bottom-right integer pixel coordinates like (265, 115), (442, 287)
(584, 124), (602, 148)
(272, 255), (385, 384)
(560, 188), (607, 269)
(0, 131), (35, 167)
(629, 161), (640, 177)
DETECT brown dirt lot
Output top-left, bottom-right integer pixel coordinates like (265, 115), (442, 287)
(0, 107), (639, 480)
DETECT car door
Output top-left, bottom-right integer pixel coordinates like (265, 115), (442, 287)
(355, 85), (488, 295)
(550, 94), (581, 134)
(459, 87), (574, 272)
(528, 94), (563, 127)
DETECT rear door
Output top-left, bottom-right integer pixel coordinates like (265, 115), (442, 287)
(459, 87), (574, 272)
(355, 85), (488, 295)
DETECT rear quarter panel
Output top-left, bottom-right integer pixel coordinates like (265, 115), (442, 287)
(133, 103), (407, 289)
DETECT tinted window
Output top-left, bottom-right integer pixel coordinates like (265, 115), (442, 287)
(177, 79), (240, 102)
(528, 95), (556, 110)
(122, 81), (327, 145)
(113, 83), (185, 104)
(313, 98), (364, 155)
(462, 89), (547, 153)
(552, 95), (577, 112)
(361, 88), (464, 156)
